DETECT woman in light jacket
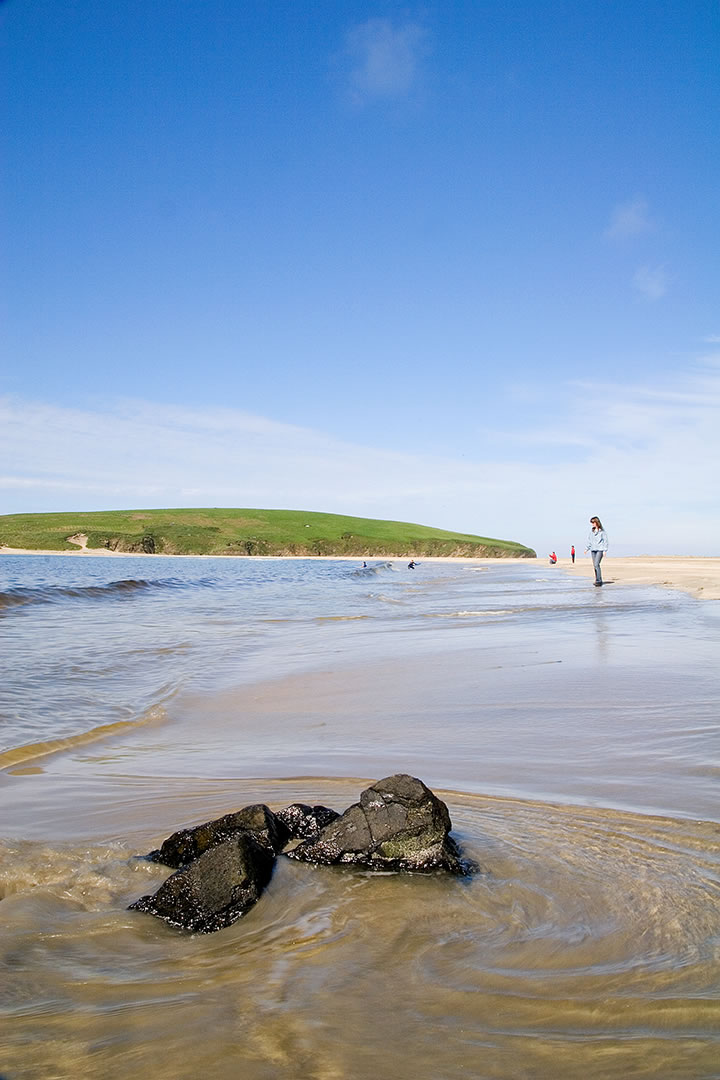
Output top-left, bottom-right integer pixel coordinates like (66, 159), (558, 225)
(585, 516), (608, 586)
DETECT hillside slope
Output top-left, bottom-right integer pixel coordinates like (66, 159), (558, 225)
(0, 508), (536, 558)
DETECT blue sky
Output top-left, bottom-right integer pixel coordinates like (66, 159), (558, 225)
(2, 0), (719, 554)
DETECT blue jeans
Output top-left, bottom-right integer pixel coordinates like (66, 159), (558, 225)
(591, 550), (604, 583)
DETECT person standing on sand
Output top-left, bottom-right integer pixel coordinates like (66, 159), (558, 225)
(585, 517), (608, 586)
(571, 545), (575, 563)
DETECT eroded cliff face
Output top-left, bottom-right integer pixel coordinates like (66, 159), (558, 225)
(100, 534), (156, 554)
(90, 536), (536, 558)
(90, 531), (535, 557)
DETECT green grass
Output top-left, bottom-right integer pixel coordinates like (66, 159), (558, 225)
(0, 508), (536, 558)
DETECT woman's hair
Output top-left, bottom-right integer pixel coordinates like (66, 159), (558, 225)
(590, 516), (604, 530)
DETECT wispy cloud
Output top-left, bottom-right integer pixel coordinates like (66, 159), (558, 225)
(632, 263), (669, 301)
(605, 197), (654, 240)
(3, 360), (720, 555)
(342, 18), (428, 104)
(702, 334), (720, 344)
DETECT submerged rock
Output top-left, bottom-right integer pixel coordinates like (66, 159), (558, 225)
(288, 773), (466, 874)
(275, 802), (340, 842)
(146, 803), (289, 868)
(129, 833), (274, 933)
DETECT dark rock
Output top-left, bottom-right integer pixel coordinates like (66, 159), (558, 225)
(275, 802), (340, 842)
(147, 803), (289, 868)
(288, 774), (466, 874)
(129, 833), (274, 933)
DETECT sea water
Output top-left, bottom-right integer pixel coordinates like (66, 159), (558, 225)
(0, 555), (718, 1079)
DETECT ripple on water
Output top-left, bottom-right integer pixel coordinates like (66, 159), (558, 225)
(0, 788), (719, 1079)
(414, 797), (719, 994)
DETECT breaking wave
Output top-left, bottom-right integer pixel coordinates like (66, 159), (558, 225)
(426, 609), (515, 618)
(349, 561), (397, 577)
(0, 577), (203, 612)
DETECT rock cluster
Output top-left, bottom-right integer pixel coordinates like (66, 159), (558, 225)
(129, 774), (471, 934)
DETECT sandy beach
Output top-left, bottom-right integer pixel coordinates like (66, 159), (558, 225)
(555, 554), (720, 600)
(2, 545), (720, 600)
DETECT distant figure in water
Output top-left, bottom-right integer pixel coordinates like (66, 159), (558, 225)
(362, 561), (367, 568)
(585, 516), (608, 586)
(548, 552), (557, 565)
(408, 560), (416, 569)
(571, 545), (575, 563)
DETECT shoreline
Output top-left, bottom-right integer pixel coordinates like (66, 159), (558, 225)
(2, 546), (720, 599)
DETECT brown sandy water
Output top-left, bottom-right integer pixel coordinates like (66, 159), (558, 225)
(1, 777), (718, 1080)
(1, 557), (719, 1078)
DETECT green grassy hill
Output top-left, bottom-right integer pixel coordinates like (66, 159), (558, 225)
(0, 508), (536, 558)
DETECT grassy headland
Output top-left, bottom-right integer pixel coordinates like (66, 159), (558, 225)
(0, 508), (536, 558)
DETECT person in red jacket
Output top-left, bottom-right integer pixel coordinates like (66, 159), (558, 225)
(549, 552), (557, 564)
(571, 545), (575, 563)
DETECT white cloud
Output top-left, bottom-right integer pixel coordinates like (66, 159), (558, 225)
(2, 360), (720, 556)
(343, 18), (427, 104)
(632, 263), (669, 301)
(702, 334), (720, 344)
(605, 197), (654, 240)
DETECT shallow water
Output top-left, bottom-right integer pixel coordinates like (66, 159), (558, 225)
(0, 556), (718, 1078)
